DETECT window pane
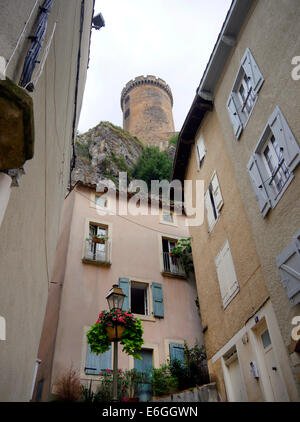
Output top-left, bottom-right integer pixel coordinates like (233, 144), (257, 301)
(131, 283), (147, 315)
(261, 330), (271, 349)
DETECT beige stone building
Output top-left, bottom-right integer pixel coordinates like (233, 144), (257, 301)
(172, 0), (300, 401)
(0, 0), (98, 401)
(34, 184), (204, 401)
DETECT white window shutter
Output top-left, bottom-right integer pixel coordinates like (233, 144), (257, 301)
(215, 240), (239, 307)
(196, 134), (206, 169)
(241, 48), (264, 94)
(204, 190), (216, 232)
(227, 94), (243, 139)
(269, 107), (300, 173)
(211, 172), (223, 213)
(247, 155), (271, 217)
(276, 239), (300, 307)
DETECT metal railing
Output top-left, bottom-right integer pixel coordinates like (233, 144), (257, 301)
(162, 252), (185, 277)
(83, 239), (111, 264)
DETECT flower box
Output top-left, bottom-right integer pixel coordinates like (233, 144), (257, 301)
(93, 236), (106, 244)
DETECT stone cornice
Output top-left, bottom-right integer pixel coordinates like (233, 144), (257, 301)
(120, 75), (173, 110)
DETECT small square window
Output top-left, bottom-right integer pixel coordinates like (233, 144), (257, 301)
(261, 330), (272, 349)
(162, 212), (173, 223)
(95, 193), (107, 208)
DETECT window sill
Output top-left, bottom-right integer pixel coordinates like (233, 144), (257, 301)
(82, 257), (111, 267)
(161, 270), (186, 279)
(133, 313), (156, 322)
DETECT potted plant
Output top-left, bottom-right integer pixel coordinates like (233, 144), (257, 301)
(86, 309), (144, 359)
(92, 234), (108, 244)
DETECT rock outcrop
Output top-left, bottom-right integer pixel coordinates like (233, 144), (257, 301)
(72, 121), (144, 186)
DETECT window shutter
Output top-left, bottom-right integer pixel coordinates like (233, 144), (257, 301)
(215, 240), (239, 307)
(196, 134), (206, 169)
(152, 282), (164, 318)
(241, 48), (264, 94)
(169, 343), (185, 364)
(276, 240), (300, 307)
(118, 278), (130, 311)
(204, 190), (216, 232)
(85, 344), (112, 375)
(211, 172), (223, 213)
(268, 107), (300, 173)
(227, 94), (243, 140)
(247, 154), (271, 217)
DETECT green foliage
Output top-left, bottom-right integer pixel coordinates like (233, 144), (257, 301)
(151, 364), (178, 396)
(75, 140), (91, 159)
(169, 342), (209, 390)
(86, 309), (144, 359)
(132, 146), (173, 188)
(168, 134), (178, 146)
(170, 238), (194, 274)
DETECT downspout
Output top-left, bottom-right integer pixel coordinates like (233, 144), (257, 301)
(0, 173), (12, 228)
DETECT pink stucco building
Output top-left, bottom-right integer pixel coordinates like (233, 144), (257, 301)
(34, 182), (204, 401)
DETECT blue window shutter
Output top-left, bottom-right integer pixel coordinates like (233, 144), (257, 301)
(247, 154), (271, 217)
(152, 282), (164, 318)
(227, 94), (243, 140)
(268, 106), (300, 173)
(241, 48), (264, 94)
(276, 240), (300, 307)
(85, 344), (112, 375)
(169, 343), (185, 364)
(118, 278), (130, 311)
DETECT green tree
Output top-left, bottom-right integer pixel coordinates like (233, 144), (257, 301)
(132, 146), (173, 188)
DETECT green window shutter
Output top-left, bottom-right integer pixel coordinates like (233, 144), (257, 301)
(85, 344), (112, 375)
(118, 277), (130, 311)
(169, 343), (185, 364)
(152, 282), (164, 318)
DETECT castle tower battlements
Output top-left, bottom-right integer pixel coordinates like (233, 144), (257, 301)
(120, 75), (175, 148)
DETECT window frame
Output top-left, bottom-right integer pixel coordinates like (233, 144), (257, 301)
(82, 217), (112, 266)
(204, 171), (224, 233)
(227, 48), (264, 139)
(195, 132), (206, 171)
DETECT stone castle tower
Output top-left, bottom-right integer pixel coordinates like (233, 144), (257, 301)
(120, 75), (176, 149)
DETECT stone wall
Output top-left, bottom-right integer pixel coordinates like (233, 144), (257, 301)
(151, 383), (220, 402)
(120, 76), (176, 148)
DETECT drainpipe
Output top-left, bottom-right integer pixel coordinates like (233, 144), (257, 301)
(0, 173), (12, 228)
(30, 358), (42, 401)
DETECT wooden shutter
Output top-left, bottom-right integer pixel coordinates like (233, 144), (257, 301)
(247, 154), (271, 217)
(241, 48), (264, 94)
(152, 282), (164, 318)
(276, 240), (300, 307)
(85, 344), (112, 375)
(204, 190), (216, 232)
(211, 172), (223, 213)
(196, 135), (206, 169)
(118, 277), (130, 311)
(169, 343), (185, 364)
(215, 240), (239, 308)
(227, 94), (243, 140)
(268, 107), (300, 173)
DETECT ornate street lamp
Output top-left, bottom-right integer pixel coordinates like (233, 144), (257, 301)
(106, 284), (126, 401)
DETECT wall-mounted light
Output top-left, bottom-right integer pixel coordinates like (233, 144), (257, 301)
(92, 13), (105, 30)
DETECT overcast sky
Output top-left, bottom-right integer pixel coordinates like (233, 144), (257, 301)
(78, 0), (232, 134)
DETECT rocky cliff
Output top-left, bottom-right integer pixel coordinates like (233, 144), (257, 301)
(72, 121), (144, 186)
(72, 121), (177, 187)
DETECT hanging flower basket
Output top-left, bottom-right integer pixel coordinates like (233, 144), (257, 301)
(87, 309), (144, 359)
